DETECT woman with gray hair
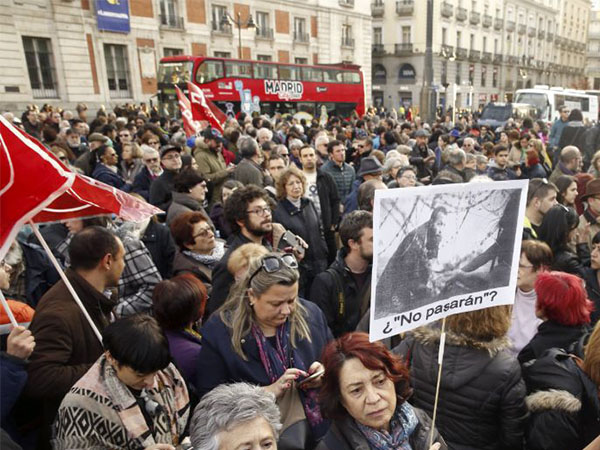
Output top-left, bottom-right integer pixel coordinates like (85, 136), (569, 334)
(190, 382), (282, 450)
(196, 252), (333, 448)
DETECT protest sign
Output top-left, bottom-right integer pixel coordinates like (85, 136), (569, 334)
(369, 179), (528, 341)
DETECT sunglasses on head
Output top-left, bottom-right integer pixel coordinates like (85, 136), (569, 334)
(248, 254), (298, 286)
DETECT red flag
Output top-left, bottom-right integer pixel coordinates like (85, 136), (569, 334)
(0, 116), (162, 260)
(188, 82), (225, 133)
(175, 85), (202, 137)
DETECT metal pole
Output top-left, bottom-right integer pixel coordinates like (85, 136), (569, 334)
(421, 0), (436, 124)
(237, 12), (242, 59)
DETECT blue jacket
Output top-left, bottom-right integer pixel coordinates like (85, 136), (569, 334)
(549, 118), (568, 149)
(132, 166), (155, 201)
(196, 299), (333, 397)
(1, 354), (27, 425)
(342, 178), (362, 218)
(91, 164), (131, 192)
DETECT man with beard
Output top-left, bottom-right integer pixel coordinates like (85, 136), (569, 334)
(410, 129), (436, 184)
(207, 186), (280, 315)
(300, 145), (340, 263)
(310, 210), (373, 337)
(194, 127), (235, 206)
(375, 206), (448, 318)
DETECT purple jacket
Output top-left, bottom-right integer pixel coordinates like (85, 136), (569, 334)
(164, 329), (202, 385)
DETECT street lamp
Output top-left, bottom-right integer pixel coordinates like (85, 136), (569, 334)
(220, 12), (257, 59)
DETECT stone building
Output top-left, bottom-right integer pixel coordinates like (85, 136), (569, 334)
(0, 0), (372, 113)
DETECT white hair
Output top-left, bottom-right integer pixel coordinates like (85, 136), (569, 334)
(257, 128), (273, 141)
(141, 144), (158, 157)
(288, 138), (304, 150)
(315, 135), (329, 148)
(190, 383), (282, 450)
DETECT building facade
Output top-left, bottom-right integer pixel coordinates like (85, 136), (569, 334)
(587, 8), (600, 89)
(0, 0), (372, 113)
(371, 0), (590, 113)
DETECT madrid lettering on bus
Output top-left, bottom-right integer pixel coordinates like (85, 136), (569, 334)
(264, 80), (304, 100)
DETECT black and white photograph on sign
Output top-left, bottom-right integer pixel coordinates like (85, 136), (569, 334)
(370, 180), (528, 341)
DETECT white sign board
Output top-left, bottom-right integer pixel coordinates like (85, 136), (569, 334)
(369, 180), (528, 341)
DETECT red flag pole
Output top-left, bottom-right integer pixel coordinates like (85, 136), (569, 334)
(29, 221), (103, 343)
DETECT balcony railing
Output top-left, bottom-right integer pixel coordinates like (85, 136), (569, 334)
(372, 43), (385, 55)
(160, 14), (184, 29)
(482, 51), (492, 62)
(494, 18), (503, 30)
(470, 11), (480, 25)
(339, 0), (354, 7)
(371, 2), (384, 16)
(456, 47), (468, 59)
(456, 7), (467, 21)
(394, 43), (413, 55)
(441, 44), (454, 57)
(341, 37), (355, 48)
(518, 24), (526, 35)
(538, 29), (545, 39)
(493, 53), (503, 64)
(506, 20), (515, 32)
(256, 28), (274, 39)
(528, 27), (536, 38)
(508, 55), (519, 64)
(294, 32), (310, 43)
(482, 14), (492, 28)
(396, 0), (414, 16)
(211, 21), (232, 35)
(441, 1), (453, 18)
(469, 49), (481, 61)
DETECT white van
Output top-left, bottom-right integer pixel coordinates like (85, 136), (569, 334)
(514, 86), (598, 123)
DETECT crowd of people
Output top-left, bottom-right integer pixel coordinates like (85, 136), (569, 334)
(1, 100), (600, 450)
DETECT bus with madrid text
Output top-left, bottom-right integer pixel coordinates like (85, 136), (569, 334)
(156, 55), (366, 121)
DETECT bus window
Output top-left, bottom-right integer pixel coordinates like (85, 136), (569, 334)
(195, 60), (224, 83)
(335, 102), (358, 117)
(323, 69), (341, 83)
(225, 61), (252, 78)
(302, 67), (323, 82)
(278, 65), (301, 80)
(341, 72), (361, 84)
(297, 102), (316, 115)
(254, 63), (277, 79)
(159, 61), (194, 84)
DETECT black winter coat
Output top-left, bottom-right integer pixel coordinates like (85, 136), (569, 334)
(315, 169), (341, 263)
(309, 248), (370, 337)
(273, 198), (328, 294)
(582, 267), (600, 325)
(141, 220), (176, 279)
(549, 244), (589, 278)
(395, 327), (528, 450)
(149, 168), (178, 212)
(316, 404), (447, 450)
(132, 166), (155, 201)
(518, 320), (589, 365)
(522, 348), (600, 450)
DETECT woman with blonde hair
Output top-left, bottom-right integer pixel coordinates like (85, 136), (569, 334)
(196, 252), (332, 449)
(522, 320), (600, 450)
(394, 306), (528, 450)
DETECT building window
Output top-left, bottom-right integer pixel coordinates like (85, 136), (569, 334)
(468, 64), (474, 85)
(456, 30), (462, 48)
(159, 0), (181, 28)
(342, 24), (354, 47)
(22, 36), (58, 98)
(164, 47), (183, 57)
(295, 57), (308, 64)
(373, 27), (382, 45)
(441, 60), (448, 86)
(456, 62), (461, 84)
(104, 44), (131, 98)
(442, 28), (447, 45)
(402, 26), (411, 43)
(257, 54), (272, 61)
(482, 36), (487, 52)
(481, 65), (486, 87)
(470, 33), (475, 49)
(493, 67), (498, 88)
(294, 17), (307, 40)
(214, 51), (231, 58)
(256, 12), (272, 38)
(212, 5), (229, 31)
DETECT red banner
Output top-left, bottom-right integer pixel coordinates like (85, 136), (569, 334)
(188, 82), (225, 133)
(175, 85), (202, 137)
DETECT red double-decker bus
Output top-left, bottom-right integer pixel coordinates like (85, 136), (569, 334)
(156, 56), (365, 120)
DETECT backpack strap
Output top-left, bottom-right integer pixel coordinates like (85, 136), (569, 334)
(325, 268), (345, 323)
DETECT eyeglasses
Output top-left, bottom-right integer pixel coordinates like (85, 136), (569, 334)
(400, 174), (417, 180)
(529, 178), (549, 200)
(246, 206), (271, 217)
(248, 254), (299, 286)
(280, 153), (290, 157)
(148, 140), (160, 145)
(162, 153), (181, 161)
(144, 158), (159, 163)
(119, 134), (130, 138)
(193, 226), (214, 239)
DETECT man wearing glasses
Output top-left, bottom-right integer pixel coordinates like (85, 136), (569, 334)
(132, 146), (163, 201)
(149, 145), (183, 212)
(549, 106), (570, 152)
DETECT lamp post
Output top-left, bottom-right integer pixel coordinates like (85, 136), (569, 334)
(420, 0), (436, 124)
(220, 12), (257, 59)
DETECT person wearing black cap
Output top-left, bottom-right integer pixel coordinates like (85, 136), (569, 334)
(343, 156), (383, 217)
(149, 145), (183, 213)
(410, 129), (436, 184)
(193, 127), (235, 207)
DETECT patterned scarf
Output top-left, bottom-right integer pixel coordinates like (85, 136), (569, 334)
(251, 323), (325, 433)
(182, 240), (225, 269)
(357, 401), (418, 450)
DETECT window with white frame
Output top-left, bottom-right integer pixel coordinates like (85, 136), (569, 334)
(342, 24), (353, 47)
(159, 0), (181, 27)
(256, 11), (272, 38)
(212, 5), (229, 31)
(373, 27), (382, 45)
(104, 44), (131, 98)
(164, 47), (183, 57)
(402, 26), (411, 43)
(22, 36), (58, 98)
(294, 17), (308, 42)
(295, 57), (308, 64)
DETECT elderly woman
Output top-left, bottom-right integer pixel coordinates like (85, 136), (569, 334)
(196, 252), (332, 448)
(389, 166), (418, 188)
(522, 320), (600, 450)
(152, 274), (207, 385)
(316, 332), (445, 450)
(395, 306), (528, 450)
(166, 169), (210, 225)
(169, 211), (224, 294)
(273, 166), (329, 296)
(190, 382), (282, 450)
(382, 157), (408, 185)
(518, 271), (593, 365)
(118, 141), (144, 184)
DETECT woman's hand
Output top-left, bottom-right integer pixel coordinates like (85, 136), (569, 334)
(298, 361), (325, 390)
(576, 224), (590, 245)
(429, 444), (441, 450)
(263, 368), (308, 399)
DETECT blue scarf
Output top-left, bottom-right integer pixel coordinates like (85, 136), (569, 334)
(251, 323), (327, 437)
(357, 401), (418, 450)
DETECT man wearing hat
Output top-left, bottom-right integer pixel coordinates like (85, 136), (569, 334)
(74, 133), (109, 176)
(193, 127), (234, 207)
(577, 178), (600, 249)
(410, 129), (436, 184)
(149, 145), (183, 212)
(343, 156), (383, 217)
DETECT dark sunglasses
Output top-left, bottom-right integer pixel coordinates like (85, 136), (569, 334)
(248, 254), (298, 285)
